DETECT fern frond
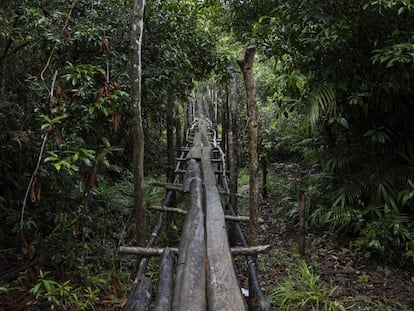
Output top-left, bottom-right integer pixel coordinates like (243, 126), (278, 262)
(308, 83), (336, 129)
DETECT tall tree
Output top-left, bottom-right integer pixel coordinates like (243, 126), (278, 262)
(130, 0), (146, 247)
(229, 0), (414, 260)
(238, 45), (259, 308)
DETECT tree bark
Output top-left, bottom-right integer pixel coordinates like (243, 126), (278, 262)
(261, 156), (268, 199)
(221, 83), (228, 154)
(202, 125), (247, 311)
(172, 159), (206, 311)
(228, 69), (239, 246)
(175, 104), (182, 160)
(166, 87), (175, 182)
(298, 191), (306, 256)
(237, 46), (259, 249)
(130, 0), (146, 247)
(238, 45), (259, 310)
(149, 205), (263, 223)
(154, 248), (174, 311)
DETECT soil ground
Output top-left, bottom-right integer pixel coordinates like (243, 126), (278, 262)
(241, 162), (414, 310)
(2, 162), (414, 310)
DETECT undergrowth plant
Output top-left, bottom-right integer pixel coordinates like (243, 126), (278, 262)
(30, 270), (78, 310)
(270, 260), (345, 311)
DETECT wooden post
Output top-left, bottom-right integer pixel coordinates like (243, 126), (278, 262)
(261, 156), (268, 199)
(298, 191), (306, 256)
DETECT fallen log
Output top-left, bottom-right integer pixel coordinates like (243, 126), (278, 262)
(230, 245), (271, 255)
(172, 159), (206, 311)
(227, 202), (271, 311)
(152, 182), (184, 193)
(122, 260), (154, 310)
(119, 245), (270, 256)
(201, 132), (247, 311)
(152, 182), (228, 195)
(186, 132), (202, 160)
(154, 248), (174, 311)
(150, 205), (187, 216)
(122, 187), (176, 311)
(222, 175), (271, 311)
(119, 246), (179, 256)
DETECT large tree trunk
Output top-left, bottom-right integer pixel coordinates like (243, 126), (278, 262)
(130, 0), (146, 247)
(238, 45), (259, 309)
(237, 45), (259, 248)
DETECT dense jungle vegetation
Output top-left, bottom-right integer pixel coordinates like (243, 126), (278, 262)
(1, 0), (414, 309)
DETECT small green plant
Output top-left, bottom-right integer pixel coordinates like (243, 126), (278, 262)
(0, 285), (8, 294)
(30, 270), (78, 309)
(77, 286), (100, 310)
(270, 260), (345, 311)
(357, 273), (370, 284)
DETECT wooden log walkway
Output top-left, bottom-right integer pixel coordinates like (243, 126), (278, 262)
(120, 114), (270, 310)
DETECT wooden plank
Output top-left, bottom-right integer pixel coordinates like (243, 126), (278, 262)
(152, 182), (227, 195)
(226, 202), (272, 311)
(149, 205), (187, 216)
(172, 160), (206, 311)
(175, 169), (229, 175)
(119, 245), (270, 256)
(201, 129), (247, 311)
(152, 182), (184, 192)
(123, 188), (177, 311)
(230, 245), (271, 255)
(154, 248), (174, 311)
(149, 205), (264, 223)
(119, 246), (179, 256)
(122, 277), (152, 311)
(183, 159), (200, 192)
(186, 131), (202, 160)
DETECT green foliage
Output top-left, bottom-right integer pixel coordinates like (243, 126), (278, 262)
(270, 260), (345, 311)
(225, 0), (414, 261)
(29, 269), (113, 310)
(0, 285), (9, 294)
(30, 270), (77, 309)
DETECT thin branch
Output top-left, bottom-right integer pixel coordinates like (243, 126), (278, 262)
(20, 133), (49, 230)
(40, 0), (78, 91)
(20, 71), (58, 230)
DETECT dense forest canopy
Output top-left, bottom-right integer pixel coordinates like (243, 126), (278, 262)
(1, 0), (414, 309)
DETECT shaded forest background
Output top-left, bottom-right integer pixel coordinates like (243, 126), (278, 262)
(1, 0), (414, 309)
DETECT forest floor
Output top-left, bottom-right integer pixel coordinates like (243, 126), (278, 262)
(2, 161), (414, 310)
(240, 161), (414, 310)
